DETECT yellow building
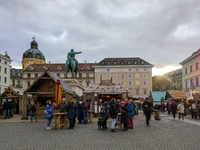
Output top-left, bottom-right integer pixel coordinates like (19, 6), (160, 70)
(22, 38), (46, 69)
(180, 49), (200, 91)
(93, 58), (154, 99)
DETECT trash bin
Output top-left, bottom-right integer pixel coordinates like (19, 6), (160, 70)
(154, 110), (161, 120)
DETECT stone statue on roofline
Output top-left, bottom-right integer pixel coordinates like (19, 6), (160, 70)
(65, 49), (82, 78)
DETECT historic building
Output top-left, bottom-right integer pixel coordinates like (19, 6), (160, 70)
(180, 49), (200, 91)
(22, 38), (46, 69)
(162, 68), (182, 90)
(10, 68), (23, 88)
(22, 62), (95, 90)
(93, 58), (154, 99)
(0, 52), (12, 94)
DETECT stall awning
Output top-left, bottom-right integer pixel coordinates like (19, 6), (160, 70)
(99, 93), (122, 95)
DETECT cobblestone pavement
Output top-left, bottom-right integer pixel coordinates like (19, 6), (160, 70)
(1, 115), (200, 150)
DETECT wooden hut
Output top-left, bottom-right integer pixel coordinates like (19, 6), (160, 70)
(84, 83), (128, 115)
(21, 70), (76, 119)
(165, 90), (187, 102)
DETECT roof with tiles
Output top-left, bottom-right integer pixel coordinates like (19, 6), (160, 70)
(97, 57), (152, 66)
(23, 63), (96, 72)
(84, 83), (128, 94)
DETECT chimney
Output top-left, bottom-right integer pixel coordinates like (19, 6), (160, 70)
(85, 60), (86, 64)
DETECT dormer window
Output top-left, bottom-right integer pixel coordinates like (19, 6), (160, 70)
(102, 61), (105, 65)
(107, 61), (111, 65)
(141, 60), (144, 65)
(113, 61), (117, 65)
(43, 66), (47, 70)
(36, 54), (41, 59)
(57, 66), (62, 70)
(134, 60), (138, 65)
(86, 66), (90, 70)
(120, 61), (124, 65)
(127, 61), (131, 65)
(29, 67), (33, 71)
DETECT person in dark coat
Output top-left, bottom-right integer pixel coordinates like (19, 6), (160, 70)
(121, 99), (129, 131)
(109, 98), (118, 132)
(82, 99), (90, 124)
(3, 99), (10, 119)
(10, 101), (15, 118)
(73, 100), (77, 127)
(66, 98), (75, 129)
(100, 101), (109, 129)
(116, 99), (121, 123)
(142, 97), (153, 127)
(77, 101), (83, 123)
(171, 101), (177, 120)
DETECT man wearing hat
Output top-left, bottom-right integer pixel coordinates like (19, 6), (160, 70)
(142, 97), (152, 127)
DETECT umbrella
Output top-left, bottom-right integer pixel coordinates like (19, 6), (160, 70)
(55, 79), (62, 108)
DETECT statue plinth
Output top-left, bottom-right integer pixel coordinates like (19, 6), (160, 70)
(63, 79), (84, 97)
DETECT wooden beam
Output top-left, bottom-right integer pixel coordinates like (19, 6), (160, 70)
(1, 96), (21, 99)
(26, 92), (69, 95)
(41, 77), (52, 79)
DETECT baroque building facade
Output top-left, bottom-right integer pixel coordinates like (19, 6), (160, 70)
(180, 49), (200, 91)
(93, 58), (154, 99)
(0, 52), (12, 94)
(10, 68), (23, 88)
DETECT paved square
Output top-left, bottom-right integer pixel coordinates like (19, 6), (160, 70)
(1, 115), (200, 150)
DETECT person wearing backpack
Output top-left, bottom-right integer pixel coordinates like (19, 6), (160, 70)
(29, 101), (38, 122)
(100, 101), (109, 129)
(192, 101), (198, 119)
(82, 99), (90, 124)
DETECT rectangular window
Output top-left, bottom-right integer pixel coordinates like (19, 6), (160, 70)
(0, 87), (1, 94)
(114, 81), (118, 84)
(64, 73), (67, 78)
(79, 81), (82, 85)
(106, 74), (110, 79)
(18, 73), (21, 76)
(190, 79), (193, 88)
(143, 89), (147, 95)
(86, 73), (89, 77)
(196, 62), (198, 70)
(129, 69), (131, 71)
(128, 74), (132, 79)
(0, 66), (1, 72)
(190, 65), (192, 72)
(185, 68), (187, 74)
(0, 59), (1, 62)
(5, 61), (7, 65)
(27, 82), (30, 87)
(35, 73), (38, 78)
(143, 73), (147, 79)
(128, 81), (132, 86)
(4, 77), (7, 83)
(185, 80), (188, 89)
(121, 74), (124, 79)
(135, 73), (139, 79)
(113, 74), (117, 79)
(99, 74), (103, 79)
(107, 69), (110, 72)
(143, 81), (147, 86)
(4, 68), (7, 74)
(136, 89), (139, 95)
(0, 75), (1, 82)
(196, 77), (199, 86)
(86, 81), (89, 87)
(136, 81), (140, 86)
(27, 74), (31, 78)
(79, 73), (82, 77)
(57, 73), (60, 77)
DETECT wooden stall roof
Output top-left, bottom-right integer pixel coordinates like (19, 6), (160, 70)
(84, 83), (128, 94)
(165, 90), (187, 100)
(0, 86), (32, 98)
(24, 70), (76, 95)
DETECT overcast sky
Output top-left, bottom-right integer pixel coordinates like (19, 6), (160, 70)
(1, 0), (200, 76)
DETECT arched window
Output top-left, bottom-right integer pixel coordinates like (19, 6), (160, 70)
(140, 60), (144, 65)
(127, 61), (131, 65)
(134, 60), (138, 65)
(120, 61), (124, 65)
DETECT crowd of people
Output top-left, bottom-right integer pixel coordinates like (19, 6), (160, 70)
(2, 99), (15, 119)
(45, 98), (90, 130)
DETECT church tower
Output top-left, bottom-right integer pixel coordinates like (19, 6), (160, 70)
(22, 37), (46, 69)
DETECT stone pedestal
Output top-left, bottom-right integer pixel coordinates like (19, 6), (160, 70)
(63, 79), (84, 97)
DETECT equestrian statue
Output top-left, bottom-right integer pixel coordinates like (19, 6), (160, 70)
(65, 49), (82, 78)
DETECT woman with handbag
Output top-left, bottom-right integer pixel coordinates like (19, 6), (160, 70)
(46, 100), (54, 130)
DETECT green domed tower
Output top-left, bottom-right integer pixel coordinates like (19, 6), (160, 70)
(22, 37), (46, 69)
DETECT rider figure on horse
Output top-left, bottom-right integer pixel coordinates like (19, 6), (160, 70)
(66, 49), (82, 77)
